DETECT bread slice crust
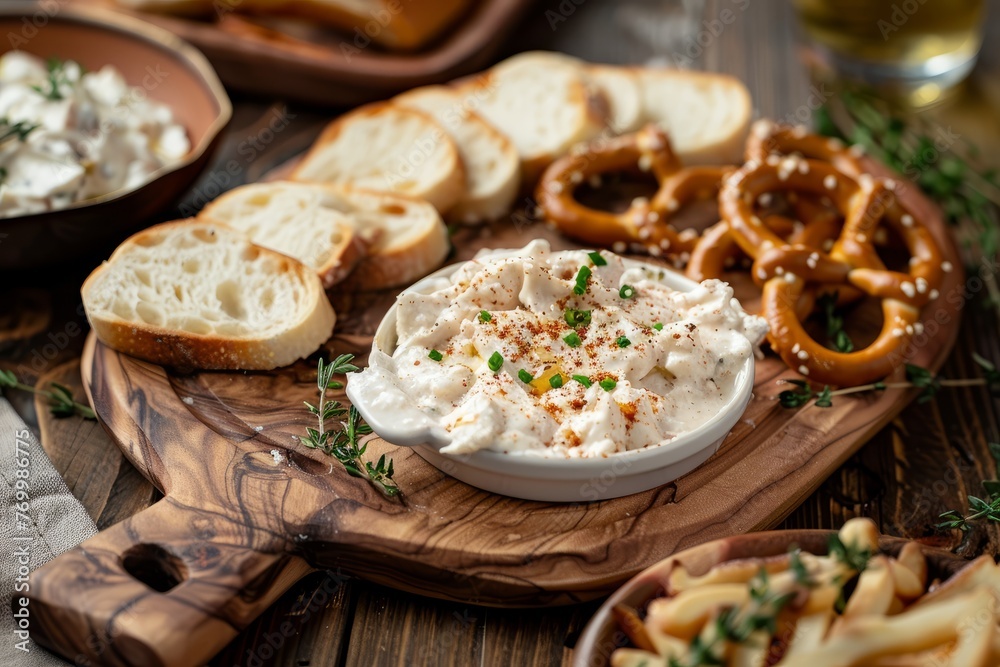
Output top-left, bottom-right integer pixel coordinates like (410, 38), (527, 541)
(82, 220), (335, 371)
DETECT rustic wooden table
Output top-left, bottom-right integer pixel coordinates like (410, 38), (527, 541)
(3, 1), (1000, 665)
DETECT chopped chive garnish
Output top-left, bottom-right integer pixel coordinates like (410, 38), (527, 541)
(619, 284), (636, 299)
(517, 369), (533, 383)
(563, 331), (582, 347)
(617, 336), (631, 348)
(599, 378), (617, 391)
(588, 251), (607, 266)
(479, 310), (491, 322)
(488, 351), (504, 372)
(573, 265), (592, 295)
(428, 349), (443, 361)
(564, 308), (592, 328)
(549, 373), (564, 389)
(653, 322), (664, 331)
(572, 374), (592, 388)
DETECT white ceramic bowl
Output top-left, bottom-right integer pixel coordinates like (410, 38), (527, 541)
(347, 250), (756, 503)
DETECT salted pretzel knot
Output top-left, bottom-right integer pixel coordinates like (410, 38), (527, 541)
(536, 125), (728, 257)
(721, 156), (944, 386)
(687, 120), (852, 287)
(745, 119), (865, 177)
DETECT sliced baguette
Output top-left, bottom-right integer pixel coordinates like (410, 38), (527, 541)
(199, 181), (370, 287)
(393, 85), (520, 224)
(634, 68), (752, 165)
(291, 102), (467, 214)
(586, 65), (643, 134)
(456, 51), (608, 185)
(82, 220), (335, 371)
(320, 184), (450, 290)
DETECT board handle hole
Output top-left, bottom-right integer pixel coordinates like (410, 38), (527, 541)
(121, 544), (187, 593)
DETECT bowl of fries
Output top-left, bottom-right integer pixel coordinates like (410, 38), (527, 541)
(572, 518), (996, 667)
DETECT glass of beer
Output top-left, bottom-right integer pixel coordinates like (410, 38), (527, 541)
(793, 0), (986, 102)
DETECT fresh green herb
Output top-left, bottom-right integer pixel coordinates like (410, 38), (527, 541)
(619, 284), (636, 299)
(0, 370), (95, 419)
(573, 265), (592, 295)
(599, 378), (617, 391)
(428, 349), (443, 362)
(588, 251), (607, 266)
(817, 292), (854, 353)
(972, 352), (1000, 393)
(572, 374), (592, 388)
(938, 439), (1000, 531)
(652, 322), (663, 331)
(779, 354), (1000, 409)
(478, 310), (491, 323)
(789, 549), (816, 588)
(488, 351), (504, 372)
(302, 355), (398, 498)
(938, 494), (1000, 532)
(518, 369), (533, 383)
(564, 308), (592, 328)
(667, 568), (796, 667)
(563, 331), (582, 347)
(0, 118), (39, 145)
(906, 363), (940, 402)
(549, 373), (564, 389)
(616, 336), (631, 348)
(30, 58), (71, 101)
(827, 533), (872, 573)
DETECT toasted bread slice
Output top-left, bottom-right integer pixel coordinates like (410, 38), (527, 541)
(587, 65), (643, 134)
(199, 182), (370, 287)
(394, 85), (520, 224)
(321, 184), (450, 290)
(291, 102), (466, 214)
(82, 220), (335, 370)
(634, 68), (752, 165)
(456, 51), (607, 185)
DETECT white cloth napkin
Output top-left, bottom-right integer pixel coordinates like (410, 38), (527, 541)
(0, 397), (96, 666)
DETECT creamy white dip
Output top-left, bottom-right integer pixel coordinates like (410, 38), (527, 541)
(352, 240), (768, 458)
(0, 51), (190, 217)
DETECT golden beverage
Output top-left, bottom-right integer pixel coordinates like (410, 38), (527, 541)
(793, 0), (985, 86)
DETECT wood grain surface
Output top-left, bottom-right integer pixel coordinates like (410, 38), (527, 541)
(25, 146), (964, 666)
(3, 1), (1000, 666)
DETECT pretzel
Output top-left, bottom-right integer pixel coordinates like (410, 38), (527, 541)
(536, 125), (728, 257)
(720, 156), (944, 386)
(745, 119), (865, 177)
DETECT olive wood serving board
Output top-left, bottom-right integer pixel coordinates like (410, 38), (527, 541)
(27, 177), (964, 667)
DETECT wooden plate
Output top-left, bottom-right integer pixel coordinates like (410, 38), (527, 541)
(571, 528), (972, 667)
(25, 163), (964, 666)
(79, 0), (536, 106)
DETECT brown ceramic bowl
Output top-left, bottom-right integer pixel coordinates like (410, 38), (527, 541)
(0, 2), (231, 270)
(572, 528), (970, 667)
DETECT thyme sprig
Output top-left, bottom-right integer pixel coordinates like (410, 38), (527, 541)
(0, 118), (38, 145)
(664, 534), (871, 666)
(0, 369), (95, 419)
(816, 292), (853, 353)
(938, 441), (1000, 532)
(30, 58), (71, 101)
(668, 568), (796, 667)
(779, 354), (1000, 408)
(302, 354), (398, 498)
